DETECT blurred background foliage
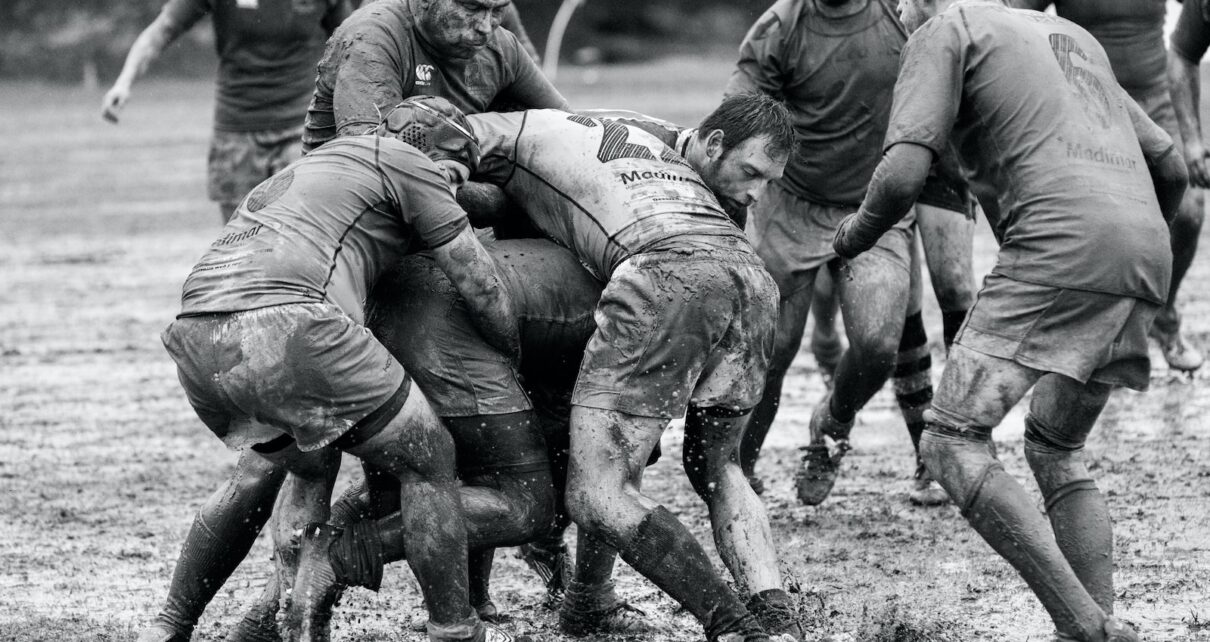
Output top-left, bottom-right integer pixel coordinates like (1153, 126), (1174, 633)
(0, 0), (772, 83)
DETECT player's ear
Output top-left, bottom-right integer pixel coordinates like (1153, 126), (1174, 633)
(703, 128), (726, 160)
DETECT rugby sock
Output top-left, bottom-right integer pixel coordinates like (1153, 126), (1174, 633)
(158, 464), (282, 633)
(1025, 416), (1114, 613)
(893, 312), (933, 463)
(941, 309), (968, 349)
(924, 429), (1104, 640)
(618, 506), (764, 641)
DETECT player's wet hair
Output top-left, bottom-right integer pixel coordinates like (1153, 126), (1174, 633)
(378, 96), (482, 173)
(697, 93), (795, 161)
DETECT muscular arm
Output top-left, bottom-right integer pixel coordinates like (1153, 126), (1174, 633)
(101, 12), (189, 122)
(833, 142), (934, 258)
(429, 226), (521, 363)
(456, 182), (514, 227)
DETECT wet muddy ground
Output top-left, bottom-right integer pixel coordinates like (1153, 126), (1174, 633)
(2, 62), (1208, 641)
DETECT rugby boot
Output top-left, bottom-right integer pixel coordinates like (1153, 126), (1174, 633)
(1150, 306), (1203, 372)
(794, 396), (854, 506)
(135, 621), (191, 642)
(907, 462), (950, 507)
(559, 579), (654, 636)
(1052, 616), (1139, 642)
(746, 589), (804, 641)
(517, 535), (571, 609)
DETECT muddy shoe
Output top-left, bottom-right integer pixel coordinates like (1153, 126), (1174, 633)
(794, 399), (853, 506)
(135, 620), (191, 642)
(1150, 307), (1204, 372)
(747, 589), (804, 641)
(518, 536), (571, 609)
(560, 580), (651, 636)
(1052, 616), (1139, 642)
(908, 464), (950, 507)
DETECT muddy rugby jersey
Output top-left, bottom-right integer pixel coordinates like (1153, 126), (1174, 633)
(887, 1), (1172, 304)
(725, 0), (907, 207)
(179, 136), (468, 321)
(161, 0), (346, 132)
(467, 110), (750, 280)
(1012, 0), (1168, 95)
(303, 0), (567, 152)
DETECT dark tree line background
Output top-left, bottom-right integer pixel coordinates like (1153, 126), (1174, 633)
(0, 0), (772, 83)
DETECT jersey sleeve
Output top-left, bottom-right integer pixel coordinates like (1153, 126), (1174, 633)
(1171, 0), (1210, 64)
(332, 23), (412, 139)
(496, 31), (570, 110)
(883, 14), (966, 156)
(724, 6), (789, 98)
(159, 0), (210, 33)
(466, 111), (527, 185)
(383, 145), (471, 249)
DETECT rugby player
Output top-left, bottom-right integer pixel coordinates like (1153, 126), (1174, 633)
(303, 0), (568, 153)
(451, 96), (800, 642)
(833, 1), (1186, 639)
(102, 0), (351, 222)
(137, 3), (571, 636)
(725, 0), (975, 506)
(148, 99), (522, 642)
(1011, 0), (1204, 373)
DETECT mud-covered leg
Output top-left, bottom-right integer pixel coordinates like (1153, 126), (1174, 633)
(1025, 376), (1115, 613)
(739, 268), (817, 493)
(916, 203), (975, 349)
(139, 451), (287, 642)
(808, 269), (844, 386)
(922, 345), (1108, 641)
(684, 406), (802, 641)
(566, 407), (764, 641)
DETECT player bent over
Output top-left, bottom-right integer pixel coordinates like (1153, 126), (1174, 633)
(450, 96), (801, 641)
(834, 2), (1186, 640)
(152, 98), (521, 642)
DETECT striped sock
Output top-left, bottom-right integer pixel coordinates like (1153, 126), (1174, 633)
(894, 312), (933, 463)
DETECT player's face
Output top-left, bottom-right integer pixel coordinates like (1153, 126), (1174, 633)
(699, 133), (787, 216)
(421, 0), (511, 60)
(897, 0), (932, 33)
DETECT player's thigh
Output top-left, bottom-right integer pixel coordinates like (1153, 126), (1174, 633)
(916, 202), (976, 306)
(344, 385), (458, 484)
(834, 226), (912, 352)
(931, 343), (1042, 430)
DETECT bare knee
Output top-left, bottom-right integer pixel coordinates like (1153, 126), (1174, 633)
(565, 474), (611, 536)
(1172, 191), (1205, 238)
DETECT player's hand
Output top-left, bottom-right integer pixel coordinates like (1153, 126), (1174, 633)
(833, 212), (872, 259)
(1185, 142), (1210, 189)
(101, 84), (131, 124)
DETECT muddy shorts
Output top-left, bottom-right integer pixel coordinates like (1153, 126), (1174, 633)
(915, 164), (974, 219)
(162, 302), (408, 451)
(747, 180), (915, 297)
(369, 239), (602, 418)
(572, 248), (778, 419)
(956, 273), (1160, 391)
(207, 125), (304, 205)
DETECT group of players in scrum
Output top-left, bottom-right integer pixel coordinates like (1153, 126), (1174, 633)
(122, 0), (1210, 640)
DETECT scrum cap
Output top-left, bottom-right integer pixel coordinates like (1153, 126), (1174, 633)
(378, 96), (481, 173)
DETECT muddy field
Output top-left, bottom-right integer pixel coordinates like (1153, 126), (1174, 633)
(1, 58), (1209, 641)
